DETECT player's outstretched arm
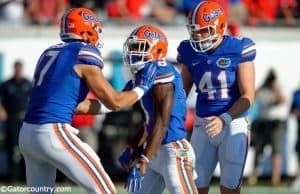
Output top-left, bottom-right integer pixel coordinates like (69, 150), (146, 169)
(74, 64), (156, 112)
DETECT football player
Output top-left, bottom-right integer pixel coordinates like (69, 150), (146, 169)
(118, 25), (198, 194)
(177, 1), (256, 194)
(18, 8), (156, 194)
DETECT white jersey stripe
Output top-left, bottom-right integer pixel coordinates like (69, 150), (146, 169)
(242, 44), (256, 54)
(154, 75), (174, 84)
(78, 50), (103, 63)
(77, 55), (104, 67)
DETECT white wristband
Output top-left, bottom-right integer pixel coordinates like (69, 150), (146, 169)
(97, 100), (112, 114)
(133, 87), (145, 100)
(140, 154), (150, 163)
(220, 112), (232, 127)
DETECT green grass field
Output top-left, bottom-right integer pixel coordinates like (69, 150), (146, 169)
(1, 183), (299, 194)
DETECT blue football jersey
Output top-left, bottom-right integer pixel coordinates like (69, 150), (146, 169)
(177, 35), (256, 117)
(24, 42), (104, 124)
(139, 60), (187, 144)
(291, 90), (300, 110)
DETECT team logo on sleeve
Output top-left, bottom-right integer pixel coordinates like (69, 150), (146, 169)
(216, 58), (231, 68)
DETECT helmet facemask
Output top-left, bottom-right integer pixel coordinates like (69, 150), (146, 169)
(94, 25), (104, 49)
(84, 24), (103, 50)
(123, 37), (153, 74)
(187, 24), (220, 52)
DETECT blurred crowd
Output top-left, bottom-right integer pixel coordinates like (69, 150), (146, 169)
(0, 0), (299, 28)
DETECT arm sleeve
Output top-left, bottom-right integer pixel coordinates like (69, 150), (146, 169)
(239, 37), (256, 63)
(177, 41), (193, 73)
(153, 62), (174, 85)
(76, 45), (104, 68)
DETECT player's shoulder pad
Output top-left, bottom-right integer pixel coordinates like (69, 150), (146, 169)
(177, 40), (190, 64)
(177, 40), (190, 52)
(238, 36), (256, 63)
(48, 42), (65, 50)
(76, 43), (104, 68)
(153, 60), (175, 85)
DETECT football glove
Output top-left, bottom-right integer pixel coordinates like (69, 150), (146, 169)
(134, 62), (157, 94)
(118, 146), (134, 171)
(124, 164), (145, 193)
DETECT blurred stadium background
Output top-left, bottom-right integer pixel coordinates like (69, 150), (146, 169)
(0, 0), (300, 193)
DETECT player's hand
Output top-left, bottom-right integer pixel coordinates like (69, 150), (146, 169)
(118, 145), (134, 172)
(124, 158), (147, 192)
(134, 63), (157, 94)
(204, 116), (224, 138)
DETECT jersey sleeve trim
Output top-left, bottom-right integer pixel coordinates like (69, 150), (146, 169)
(154, 73), (174, 84)
(241, 44), (256, 59)
(78, 50), (103, 63)
(242, 44), (256, 55)
(77, 55), (103, 65)
(242, 50), (256, 58)
(243, 42), (255, 49)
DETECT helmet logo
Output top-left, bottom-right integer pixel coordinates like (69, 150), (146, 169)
(144, 30), (166, 42)
(82, 12), (100, 23)
(203, 8), (223, 22)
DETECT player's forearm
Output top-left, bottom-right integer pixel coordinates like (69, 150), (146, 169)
(78, 90), (139, 113)
(101, 90), (139, 111)
(227, 94), (254, 119)
(143, 123), (167, 160)
(128, 123), (148, 149)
